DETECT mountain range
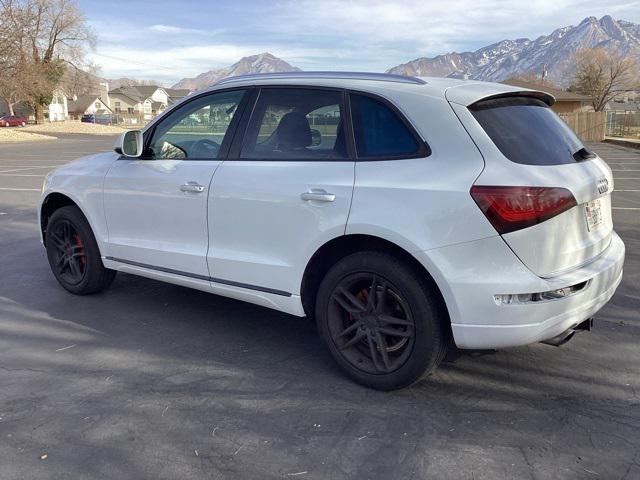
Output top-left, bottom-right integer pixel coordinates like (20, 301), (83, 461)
(167, 16), (639, 91)
(387, 16), (640, 86)
(172, 52), (300, 90)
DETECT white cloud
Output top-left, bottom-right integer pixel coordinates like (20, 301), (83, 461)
(148, 24), (223, 36)
(149, 24), (185, 33)
(269, 0), (640, 55)
(89, 43), (331, 84)
(88, 0), (640, 84)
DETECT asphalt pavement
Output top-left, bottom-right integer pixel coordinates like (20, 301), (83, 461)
(0, 135), (638, 479)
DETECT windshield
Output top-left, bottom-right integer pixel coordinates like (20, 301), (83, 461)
(470, 97), (589, 166)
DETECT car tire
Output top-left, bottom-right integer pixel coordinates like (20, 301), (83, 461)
(315, 251), (449, 390)
(45, 206), (116, 295)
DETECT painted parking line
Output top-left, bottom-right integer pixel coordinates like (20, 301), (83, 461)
(0, 187), (40, 192)
(612, 207), (640, 210)
(614, 189), (640, 192)
(0, 166), (59, 173)
(0, 173), (47, 177)
(0, 162), (77, 165)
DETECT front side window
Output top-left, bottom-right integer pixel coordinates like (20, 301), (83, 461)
(148, 89), (245, 160)
(350, 93), (420, 158)
(241, 88), (347, 159)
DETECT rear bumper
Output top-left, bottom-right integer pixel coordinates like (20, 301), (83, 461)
(418, 231), (625, 349)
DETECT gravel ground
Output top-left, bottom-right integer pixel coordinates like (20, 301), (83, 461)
(24, 121), (128, 136)
(0, 128), (57, 143)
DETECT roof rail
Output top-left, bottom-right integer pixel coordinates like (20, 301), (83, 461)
(215, 71), (426, 86)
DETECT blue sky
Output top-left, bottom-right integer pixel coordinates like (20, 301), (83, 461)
(81, 0), (640, 86)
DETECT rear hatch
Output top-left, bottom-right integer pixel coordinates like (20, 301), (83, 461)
(451, 90), (613, 278)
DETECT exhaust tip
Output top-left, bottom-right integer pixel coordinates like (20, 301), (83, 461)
(541, 330), (576, 347)
(541, 318), (594, 347)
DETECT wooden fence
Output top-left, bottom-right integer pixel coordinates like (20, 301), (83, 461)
(558, 111), (606, 142)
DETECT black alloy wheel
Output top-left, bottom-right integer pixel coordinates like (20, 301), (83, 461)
(45, 206), (116, 295)
(327, 273), (416, 375)
(316, 251), (448, 390)
(48, 219), (88, 286)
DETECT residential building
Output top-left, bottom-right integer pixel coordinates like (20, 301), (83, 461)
(108, 85), (190, 120)
(67, 95), (113, 119)
(2, 88), (70, 121)
(501, 79), (593, 113)
(47, 89), (69, 121)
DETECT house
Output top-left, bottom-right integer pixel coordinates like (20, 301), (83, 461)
(1, 88), (68, 121)
(501, 79), (592, 113)
(606, 100), (640, 111)
(166, 88), (190, 104)
(108, 85), (189, 120)
(46, 89), (69, 121)
(67, 95), (113, 119)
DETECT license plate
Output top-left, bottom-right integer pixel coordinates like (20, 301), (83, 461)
(584, 199), (603, 231)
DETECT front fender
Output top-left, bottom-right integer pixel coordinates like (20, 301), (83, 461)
(39, 152), (119, 253)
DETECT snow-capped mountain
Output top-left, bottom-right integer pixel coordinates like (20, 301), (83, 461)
(387, 16), (640, 86)
(172, 52), (300, 90)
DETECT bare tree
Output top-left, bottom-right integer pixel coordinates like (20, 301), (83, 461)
(570, 48), (640, 111)
(508, 72), (562, 89)
(0, 82), (23, 115)
(62, 62), (102, 98)
(0, 0), (94, 122)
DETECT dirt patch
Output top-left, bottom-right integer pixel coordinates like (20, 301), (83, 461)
(0, 128), (57, 143)
(24, 121), (126, 136)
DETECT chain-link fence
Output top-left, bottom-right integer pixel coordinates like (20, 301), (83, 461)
(606, 110), (640, 139)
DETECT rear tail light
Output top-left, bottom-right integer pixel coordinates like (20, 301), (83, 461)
(470, 186), (577, 234)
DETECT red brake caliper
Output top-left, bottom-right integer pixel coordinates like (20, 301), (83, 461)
(73, 234), (86, 266)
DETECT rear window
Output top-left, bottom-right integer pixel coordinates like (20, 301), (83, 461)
(470, 97), (588, 166)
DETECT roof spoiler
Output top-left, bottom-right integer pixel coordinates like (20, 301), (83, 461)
(470, 91), (556, 108)
(445, 82), (556, 107)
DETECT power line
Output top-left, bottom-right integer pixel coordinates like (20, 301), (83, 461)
(91, 52), (177, 72)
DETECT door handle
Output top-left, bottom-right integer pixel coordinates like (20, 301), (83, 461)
(300, 190), (336, 202)
(180, 181), (205, 193)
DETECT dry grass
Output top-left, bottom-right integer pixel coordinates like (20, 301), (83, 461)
(0, 128), (57, 143)
(24, 120), (126, 136)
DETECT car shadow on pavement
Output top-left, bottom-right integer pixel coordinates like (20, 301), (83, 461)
(1, 204), (639, 479)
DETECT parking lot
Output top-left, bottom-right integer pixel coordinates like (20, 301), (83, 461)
(0, 136), (638, 479)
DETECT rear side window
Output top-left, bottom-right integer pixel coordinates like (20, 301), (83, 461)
(241, 88), (347, 160)
(350, 94), (422, 158)
(470, 97), (588, 166)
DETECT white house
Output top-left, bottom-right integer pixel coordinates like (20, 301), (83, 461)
(67, 95), (113, 118)
(108, 85), (189, 120)
(47, 89), (68, 121)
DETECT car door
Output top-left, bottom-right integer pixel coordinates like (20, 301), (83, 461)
(103, 88), (248, 277)
(208, 87), (356, 297)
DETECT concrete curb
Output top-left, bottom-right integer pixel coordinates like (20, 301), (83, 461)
(604, 138), (640, 150)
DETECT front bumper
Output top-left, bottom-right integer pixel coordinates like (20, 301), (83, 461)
(417, 231), (625, 349)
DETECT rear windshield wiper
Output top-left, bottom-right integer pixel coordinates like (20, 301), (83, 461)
(573, 147), (597, 162)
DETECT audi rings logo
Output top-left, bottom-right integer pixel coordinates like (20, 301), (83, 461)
(597, 177), (609, 195)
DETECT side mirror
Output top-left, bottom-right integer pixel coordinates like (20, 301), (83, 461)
(310, 128), (322, 147)
(115, 130), (143, 157)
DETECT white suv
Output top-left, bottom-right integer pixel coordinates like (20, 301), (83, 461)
(39, 72), (625, 390)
